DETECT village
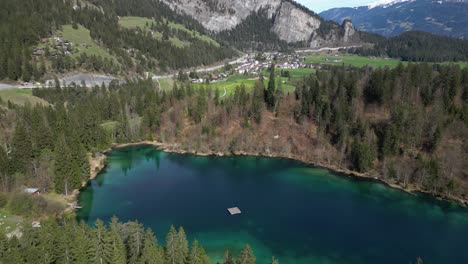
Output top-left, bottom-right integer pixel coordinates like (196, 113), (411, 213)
(190, 51), (325, 84)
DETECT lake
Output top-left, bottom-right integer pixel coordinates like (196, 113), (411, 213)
(77, 145), (468, 264)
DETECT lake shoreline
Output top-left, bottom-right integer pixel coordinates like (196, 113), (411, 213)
(86, 141), (468, 207)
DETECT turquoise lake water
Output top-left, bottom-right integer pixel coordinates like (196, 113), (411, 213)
(77, 145), (468, 264)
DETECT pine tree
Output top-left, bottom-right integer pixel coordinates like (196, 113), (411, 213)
(3, 237), (23, 263)
(177, 227), (189, 263)
(10, 121), (32, 174)
(238, 244), (256, 264)
(265, 64), (276, 110)
(270, 256), (279, 264)
(141, 229), (163, 264)
(109, 218), (126, 264)
(32, 62), (40, 81)
(165, 225), (178, 264)
(23, 61), (33, 82)
(92, 220), (112, 264)
(54, 135), (80, 195)
(72, 222), (93, 264)
(127, 221), (145, 263)
(189, 240), (210, 264)
(251, 80), (264, 124)
(223, 250), (235, 264)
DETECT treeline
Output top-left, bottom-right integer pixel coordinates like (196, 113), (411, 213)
(1, 62), (467, 200)
(353, 31), (468, 62)
(0, 86), (107, 194)
(294, 63), (468, 196)
(0, 0), (71, 81)
(0, 217), (269, 264)
(216, 10), (294, 52)
(0, 0), (237, 81)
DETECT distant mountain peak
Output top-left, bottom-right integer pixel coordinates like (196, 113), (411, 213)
(321, 0), (468, 39)
(366, 0), (414, 9)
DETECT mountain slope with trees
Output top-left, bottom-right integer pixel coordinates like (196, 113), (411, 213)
(0, 216), (264, 264)
(0, 0), (237, 82)
(1, 62), (467, 202)
(320, 0), (468, 38)
(351, 31), (468, 62)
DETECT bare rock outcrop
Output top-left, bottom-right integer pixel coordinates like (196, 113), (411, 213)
(161, 0), (359, 47)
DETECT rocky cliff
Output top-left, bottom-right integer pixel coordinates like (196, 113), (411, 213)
(161, 0), (359, 48)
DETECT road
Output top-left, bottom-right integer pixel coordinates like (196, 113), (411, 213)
(220, 87), (227, 98)
(0, 46), (359, 90)
(295, 45), (362, 53)
(152, 54), (248, 80)
(1, 73), (117, 90)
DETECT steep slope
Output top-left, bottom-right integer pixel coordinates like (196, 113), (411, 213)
(320, 0), (468, 38)
(0, 0), (238, 82)
(161, 0), (360, 48)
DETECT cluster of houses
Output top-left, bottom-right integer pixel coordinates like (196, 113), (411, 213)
(189, 51), (321, 84)
(190, 52), (315, 84)
(33, 35), (91, 59)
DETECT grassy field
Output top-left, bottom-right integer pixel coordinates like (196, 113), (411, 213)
(305, 53), (468, 69)
(262, 68), (315, 79)
(157, 77), (175, 91)
(0, 209), (21, 235)
(305, 54), (403, 68)
(193, 75), (297, 96)
(60, 25), (116, 61)
(118, 16), (219, 48)
(0, 89), (49, 106)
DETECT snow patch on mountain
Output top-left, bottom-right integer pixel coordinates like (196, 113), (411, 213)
(367, 0), (415, 9)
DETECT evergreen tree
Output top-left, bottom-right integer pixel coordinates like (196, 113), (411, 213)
(251, 80), (264, 124)
(10, 121), (32, 174)
(270, 257), (279, 264)
(265, 64), (276, 110)
(72, 223), (93, 264)
(189, 240), (210, 264)
(165, 225), (178, 264)
(141, 229), (163, 264)
(127, 221), (145, 263)
(109, 217), (126, 264)
(351, 140), (376, 173)
(238, 244), (256, 264)
(223, 251), (235, 264)
(91, 220), (112, 264)
(53, 135), (81, 195)
(177, 227), (189, 264)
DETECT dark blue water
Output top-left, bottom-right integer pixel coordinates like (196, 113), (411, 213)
(77, 145), (468, 264)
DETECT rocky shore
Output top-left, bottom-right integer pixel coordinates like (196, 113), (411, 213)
(87, 141), (468, 207)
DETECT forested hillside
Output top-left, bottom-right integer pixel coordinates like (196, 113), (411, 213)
(352, 31), (468, 62)
(0, 0), (237, 82)
(1, 63), (467, 202)
(0, 216), (265, 264)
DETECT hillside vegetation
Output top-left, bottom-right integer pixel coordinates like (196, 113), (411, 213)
(0, 0), (237, 82)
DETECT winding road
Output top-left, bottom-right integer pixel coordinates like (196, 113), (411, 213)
(1, 46), (359, 91)
(220, 87), (227, 98)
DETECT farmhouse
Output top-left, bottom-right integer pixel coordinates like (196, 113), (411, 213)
(24, 188), (40, 195)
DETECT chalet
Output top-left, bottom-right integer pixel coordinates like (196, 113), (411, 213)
(24, 188), (40, 195)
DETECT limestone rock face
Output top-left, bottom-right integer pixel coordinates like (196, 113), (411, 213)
(271, 1), (321, 43)
(342, 20), (356, 42)
(161, 0), (359, 47)
(161, 0), (282, 32)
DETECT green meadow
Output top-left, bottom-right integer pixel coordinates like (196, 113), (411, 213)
(118, 16), (219, 48)
(0, 89), (48, 106)
(60, 25), (116, 61)
(193, 75), (298, 96)
(305, 54), (403, 68)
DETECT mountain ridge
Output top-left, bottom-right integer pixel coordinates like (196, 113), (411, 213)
(320, 0), (468, 38)
(160, 0), (360, 48)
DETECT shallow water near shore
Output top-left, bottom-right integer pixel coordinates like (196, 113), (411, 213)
(77, 145), (468, 263)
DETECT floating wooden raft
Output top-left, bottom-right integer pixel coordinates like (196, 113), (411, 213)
(228, 207), (241, 215)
